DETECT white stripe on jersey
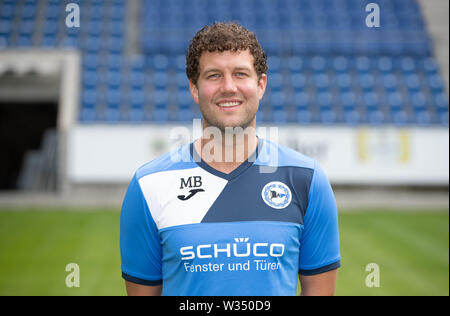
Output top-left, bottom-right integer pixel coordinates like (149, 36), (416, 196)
(139, 167), (228, 230)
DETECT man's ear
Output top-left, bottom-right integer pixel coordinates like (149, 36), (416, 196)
(257, 73), (267, 100)
(189, 80), (199, 104)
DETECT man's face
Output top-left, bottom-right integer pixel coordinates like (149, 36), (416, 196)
(189, 49), (267, 132)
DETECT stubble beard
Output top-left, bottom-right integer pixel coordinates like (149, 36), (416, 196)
(200, 100), (257, 134)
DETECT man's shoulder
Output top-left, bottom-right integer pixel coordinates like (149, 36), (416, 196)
(135, 142), (197, 180)
(257, 138), (316, 170)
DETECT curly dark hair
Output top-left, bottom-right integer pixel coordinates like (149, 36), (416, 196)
(186, 22), (268, 85)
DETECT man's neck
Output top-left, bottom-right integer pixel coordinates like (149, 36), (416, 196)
(194, 128), (258, 174)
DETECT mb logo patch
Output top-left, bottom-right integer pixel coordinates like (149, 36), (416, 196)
(178, 176), (205, 201)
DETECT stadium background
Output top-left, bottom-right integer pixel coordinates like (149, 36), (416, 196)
(0, 0), (448, 295)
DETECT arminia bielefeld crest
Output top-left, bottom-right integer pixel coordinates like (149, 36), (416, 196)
(261, 181), (292, 209)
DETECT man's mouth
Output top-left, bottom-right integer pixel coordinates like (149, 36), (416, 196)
(216, 100), (243, 109)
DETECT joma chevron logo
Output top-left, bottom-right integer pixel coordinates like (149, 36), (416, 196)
(177, 189), (205, 201)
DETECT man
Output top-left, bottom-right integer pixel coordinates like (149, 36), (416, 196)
(120, 22), (340, 296)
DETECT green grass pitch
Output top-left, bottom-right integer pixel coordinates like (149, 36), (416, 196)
(0, 208), (448, 296)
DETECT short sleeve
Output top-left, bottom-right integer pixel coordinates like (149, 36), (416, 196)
(120, 173), (163, 285)
(298, 161), (341, 275)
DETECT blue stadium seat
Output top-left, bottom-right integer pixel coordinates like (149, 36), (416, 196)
(0, 4), (14, 20)
(174, 55), (186, 71)
(150, 54), (168, 71)
(82, 70), (98, 89)
(333, 56), (349, 73)
(355, 56), (372, 73)
(106, 70), (122, 89)
(438, 111), (449, 125)
(130, 71), (145, 89)
(387, 92), (404, 111)
(270, 90), (286, 108)
(0, 21), (12, 43)
(342, 110), (360, 125)
(358, 73), (375, 91)
(153, 89), (169, 107)
(130, 90), (145, 108)
(152, 71), (169, 89)
(177, 104), (194, 122)
(363, 92), (380, 112)
(381, 74), (398, 92)
(296, 109), (313, 124)
(111, 4), (126, 21)
(273, 109), (288, 123)
(85, 37), (101, 53)
(42, 20), (58, 37)
(404, 73), (421, 92)
(130, 56), (145, 72)
(0, 34), (8, 47)
(255, 110), (265, 123)
(287, 56), (304, 72)
(317, 92), (333, 110)
(153, 105), (169, 122)
(129, 108), (145, 122)
(45, 4), (60, 21)
(176, 89), (192, 107)
(319, 110), (337, 124)
(82, 89), (98, 109)
(414, 110), (432, 125)
(310, 56), (327, 73)
(367, 110), (385, 125)
(40, 34), (57, 47)
(391, 110), (409, 126)
(106, 89), (122, 108)
(433, 92), (449, 112)
(427, 74), (445, 93)
(161, 38), (186, 54)
(105, 53), (123, 71)
(175, 72), (189, 90)
(87, 20), (102, 38)
(17, 35), (33, 47)
(267, 56), (281, 73)
(107, 37), (124, 54)
(400, 56), (416, 73)
(410, 92), (427, 111)
(423, 57), (439, 74)
(377, 56), (393, 73)
(341, 92), (357, 110)
(106, 107), (121, 122)
(83, 53), (100, 71)
(314, 74), (330, 91)
(80, 108), (98, 122)
(269, 72), (283, 91)
(291, 73), (307, 91)
(335, 73), (352, 91)
(293, 91), (310, 109)
(19, 20), (34, 36)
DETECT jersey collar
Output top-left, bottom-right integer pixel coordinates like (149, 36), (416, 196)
(190, 137), (263, 181)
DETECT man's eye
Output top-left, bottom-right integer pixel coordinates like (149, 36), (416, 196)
(235, 72), (247, 77)
(208, 74), (220, 79)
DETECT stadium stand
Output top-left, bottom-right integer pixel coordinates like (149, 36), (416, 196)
(0, 0), (448, 126)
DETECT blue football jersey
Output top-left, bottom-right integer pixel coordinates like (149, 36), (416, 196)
(120, 138), (341, 296)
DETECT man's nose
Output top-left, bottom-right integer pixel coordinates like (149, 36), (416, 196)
(220, 74), (238, 94)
